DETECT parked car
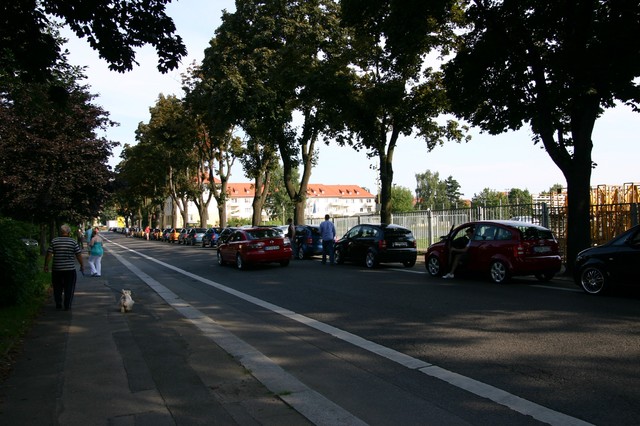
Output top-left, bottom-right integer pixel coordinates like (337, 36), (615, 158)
(186, 227), (208, 246)
(202, 227), (221, 247)
(294, 225), (323, 260)
(162, 228), (173, 242)
(169, 228), (181, 243)
(216, 227), (239, 246)
(574, 224), (640, 295)
(217, 227), (292, 269)
(334, 224), (417, 268)
(425, 220), (562, 283)
(21, 238), (39, 247)
(177, 228), (190, 244)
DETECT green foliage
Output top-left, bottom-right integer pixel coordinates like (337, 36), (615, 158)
(0, 218), (47, 307)
(471, 188), (508, 209)
(1, 0), (186, 81)
(390, 186), (414, 213)
(336, 0), (467, 223)
(264, 164), (298, 222)
(414, 170), (463, 210)
(0, 51), (116, 225)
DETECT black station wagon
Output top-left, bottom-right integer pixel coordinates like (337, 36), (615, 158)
(334, 224), (418, 268)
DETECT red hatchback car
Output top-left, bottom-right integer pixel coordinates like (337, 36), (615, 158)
(217, 227), (292, 270)
(425, 220), (562, 283)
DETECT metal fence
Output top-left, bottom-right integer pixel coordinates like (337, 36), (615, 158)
(309, 202), (640, 259)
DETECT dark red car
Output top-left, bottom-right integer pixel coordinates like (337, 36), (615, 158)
(425, 220), (562, 283)
(217, 227), (292, 270)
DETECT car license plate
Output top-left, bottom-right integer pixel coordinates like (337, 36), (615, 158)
(533, 246), (551, 253)
(265, 245), (279, 251)
(393, 242), (408, 247)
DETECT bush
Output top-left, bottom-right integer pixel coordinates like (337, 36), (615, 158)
(0, 218), (43, 307)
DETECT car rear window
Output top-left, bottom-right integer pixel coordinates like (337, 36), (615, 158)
(384, 227), (413, 238)
(247, 228), (281, 239)
(518, 226), (554, 240)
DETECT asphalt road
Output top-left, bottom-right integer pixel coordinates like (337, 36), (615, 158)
(105, 231), (640, 426)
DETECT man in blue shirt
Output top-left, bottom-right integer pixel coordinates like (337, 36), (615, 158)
(319, 214), (336, 264)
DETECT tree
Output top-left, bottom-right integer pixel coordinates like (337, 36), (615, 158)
(182, 63), (243, 228)
(471, 188), (508, 209)
(0, 58), (115, 231)
(415, 171), (462, 210)
(199, 0), (346, 225)
(442, 1), (640, 272)
(390, 186), (414, 213)
(1, 0), (186, 81)
(336, 0), (469, 224)
(133, 94), (198, 228)
(508, 188), (532, 205)
(264, 164), (298, 223)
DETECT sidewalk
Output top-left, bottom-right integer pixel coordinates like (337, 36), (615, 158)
(0, 269), (311, 425)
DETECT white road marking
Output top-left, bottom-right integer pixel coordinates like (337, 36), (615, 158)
(107, 240), (593, 426)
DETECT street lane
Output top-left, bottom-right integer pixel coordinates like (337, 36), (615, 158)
(103, 231), (640, 425)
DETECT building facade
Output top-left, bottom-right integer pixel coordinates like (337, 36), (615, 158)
(163, 183), (376, 227)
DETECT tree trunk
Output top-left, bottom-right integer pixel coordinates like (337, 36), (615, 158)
(379, 153), (393, 224)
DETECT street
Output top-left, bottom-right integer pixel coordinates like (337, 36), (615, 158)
(104, 231), (640, 425)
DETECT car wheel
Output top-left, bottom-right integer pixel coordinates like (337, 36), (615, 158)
(579, 266), (607, 295)
(489, 260), (510, 283)
(334, 248), (344, 264)
(426, 255), (442, 277)
(217, 250), (225, 266)
(535, 272), (555, 282)
(403, 259), (416, 268)
(280, 259), (290, 267)
(365, 250), (378, 268)
(236, 253), (244, 270)
(297, 246), (305, 260)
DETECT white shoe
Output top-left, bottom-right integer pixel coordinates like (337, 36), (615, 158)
(442, 273), (454, 279)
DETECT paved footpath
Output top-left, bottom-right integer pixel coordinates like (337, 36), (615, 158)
(0, 260), (311, 426)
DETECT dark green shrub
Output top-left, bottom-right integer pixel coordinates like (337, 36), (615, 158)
(0, 218), (42, 307)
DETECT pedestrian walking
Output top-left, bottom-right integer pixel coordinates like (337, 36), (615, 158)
(44, 224), (85, 311)
(88, 227), (104, 277)
(319, 214), (336, 264)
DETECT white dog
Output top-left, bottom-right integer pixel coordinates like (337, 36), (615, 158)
(119, 289), (135, 313)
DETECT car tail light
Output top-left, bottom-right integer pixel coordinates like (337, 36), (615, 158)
(378, 240), (387, 249)
(514, 244), (525, 257)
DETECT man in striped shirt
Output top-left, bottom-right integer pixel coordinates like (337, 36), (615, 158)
(44, 224), (85, 311)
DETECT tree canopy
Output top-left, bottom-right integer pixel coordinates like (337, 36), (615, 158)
(336, 0), (468, 223)
(1, 0), (186, 81)
(0, 60), (115, 227)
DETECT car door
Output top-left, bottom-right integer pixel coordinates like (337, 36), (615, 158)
(352, 225), (375, 262)
(221, 231), (242, 262)
(607, 228), (640, 284)
(469, 224), (500, 270)
(342, 225), (362, 261)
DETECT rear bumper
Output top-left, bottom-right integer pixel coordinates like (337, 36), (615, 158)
(378, 249), (418, 264)
(511, 255), (562, 275)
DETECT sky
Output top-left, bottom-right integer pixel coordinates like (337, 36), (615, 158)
(61, 0), (639, 199)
